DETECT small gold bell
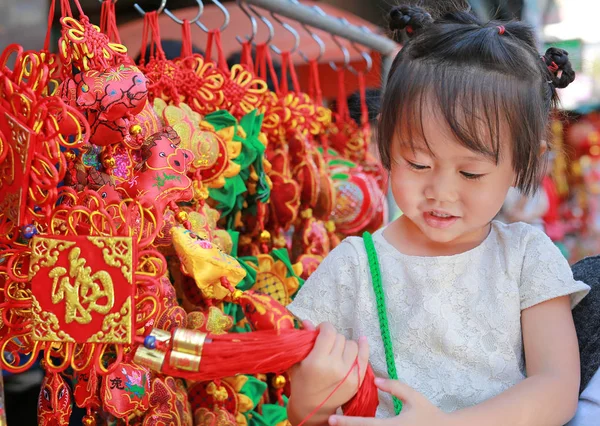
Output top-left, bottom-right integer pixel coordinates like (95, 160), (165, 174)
(194, 185), (209, 200)
(176, 211), (189, 223)
(102, 157), (116, 169)
(64, 150), (76, 162)
(230, 289), (244, 303)
(129, 124), (143, 136)
(300, 209), (313, 219)
(272, 375), (287, 389)
(260, 230), (271, 243)
(82, 415), (96, 426)
(325, 221), (336, 233)
(213, 386), (229, 402)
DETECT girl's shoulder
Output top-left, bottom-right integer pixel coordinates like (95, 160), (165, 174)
(491, 220), (554, 253)
(321, 236), (370, 271)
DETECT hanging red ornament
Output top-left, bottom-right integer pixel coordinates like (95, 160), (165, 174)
(38, 372), (73, 426)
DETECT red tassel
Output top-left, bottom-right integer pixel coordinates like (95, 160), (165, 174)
(158, 329), (379, 417)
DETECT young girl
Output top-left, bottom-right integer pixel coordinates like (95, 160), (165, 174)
(286, 5), (590, 426)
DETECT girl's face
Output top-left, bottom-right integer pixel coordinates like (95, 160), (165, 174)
(389, 109), (516, 254)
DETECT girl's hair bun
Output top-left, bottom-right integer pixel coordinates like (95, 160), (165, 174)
(543, 47), (576, 89)
(389, 5), (434, 37)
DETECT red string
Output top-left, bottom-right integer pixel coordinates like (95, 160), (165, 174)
(358, 72), (369, 127)
(254, 44), (266, 82)
(139, 12), (166, 66)
(279, 52), (301, 94)
(61, 0), (73, 17)
(288, 54), (301, 93)
(181, 20), (193, 58)
(100, 0), (122, 44)
(100, 1), (109, 39)
(280, 53), (290, 94)
(265, 49), (280, 93)
(297, 358), (360, 426)
(44, 0), (74, 51)
(43, 0), (57, 52)
(139, 14), (150, 66)
(337, 68), (350, 121)
(72, 0), (85, 17)
(149, 13), (167, 61)
(254, 43), (280, 94)
(206, 29), (228, 72)
(241, 41), (254, 69)
(308, 59), (323, 105)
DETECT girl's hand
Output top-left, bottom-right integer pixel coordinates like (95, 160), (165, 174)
(328, 378), (451, 426)
(287, 322), (370, 425)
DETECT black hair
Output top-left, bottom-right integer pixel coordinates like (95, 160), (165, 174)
(380, 5), (575, 195)
(347, 89), (382, 126)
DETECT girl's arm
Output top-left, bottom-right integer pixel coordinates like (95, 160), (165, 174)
(447, 295), (580, 426)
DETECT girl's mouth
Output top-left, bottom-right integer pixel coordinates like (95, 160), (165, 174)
(423, 211), (459, 229)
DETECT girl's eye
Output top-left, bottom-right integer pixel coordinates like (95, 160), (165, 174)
(407, 161), (429, 170)
(461, 171), (485, 180)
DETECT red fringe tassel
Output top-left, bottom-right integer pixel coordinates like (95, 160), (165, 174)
(159, 329), (379, 418)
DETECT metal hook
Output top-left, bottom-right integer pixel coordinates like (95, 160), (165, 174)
(288, 0), (325, 62)
(236, 0), (258, 45)
(269, 12), (300, 55)
(247, 3), (275, 45)
(328, 35), (350, 71)
(310, 6), (349, 70)
(134, 0), (167, 15)
(195, 0), (230, 33)
(165, 0), (204, 25)
(345, 23), (373, 74)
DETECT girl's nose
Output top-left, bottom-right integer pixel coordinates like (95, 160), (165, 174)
(424, 175), (459, 204)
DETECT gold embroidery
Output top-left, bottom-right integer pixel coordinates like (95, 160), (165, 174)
(5, 112), (30, 174)
(205, 306), (233, 335)
(0, 191), (19, 223)
(29, 238), (77, 277)
(87, 236), (133, 282)
(49, 247), (114, 324)
(31, 296), (76, 342)
(89, 297), (132, 344)
(0, 142), (15, 187)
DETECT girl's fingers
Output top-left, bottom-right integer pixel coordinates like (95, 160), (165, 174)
(375, 378), (419, 402)
(341, 339), (359, 367)
(331, 332), (347, 358)
(308, 322), (337, 358)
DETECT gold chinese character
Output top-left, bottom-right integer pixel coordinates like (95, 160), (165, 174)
(49, 247), (114, 324)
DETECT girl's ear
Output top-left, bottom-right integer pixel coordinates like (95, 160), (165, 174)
(539, 139), (548, 156)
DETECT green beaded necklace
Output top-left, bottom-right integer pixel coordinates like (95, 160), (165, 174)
(363, 232), (403, 415)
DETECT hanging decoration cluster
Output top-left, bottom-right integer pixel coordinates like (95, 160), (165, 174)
(0, 1), (386, 424)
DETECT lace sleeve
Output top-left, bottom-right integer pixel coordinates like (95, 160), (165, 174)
(520, 227), (590, 310)
(287, 239), (363, 338)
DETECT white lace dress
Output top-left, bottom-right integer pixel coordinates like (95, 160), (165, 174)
(287, 221), (590, 418)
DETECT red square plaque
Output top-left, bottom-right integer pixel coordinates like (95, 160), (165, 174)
(29, 235), (135, 344)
